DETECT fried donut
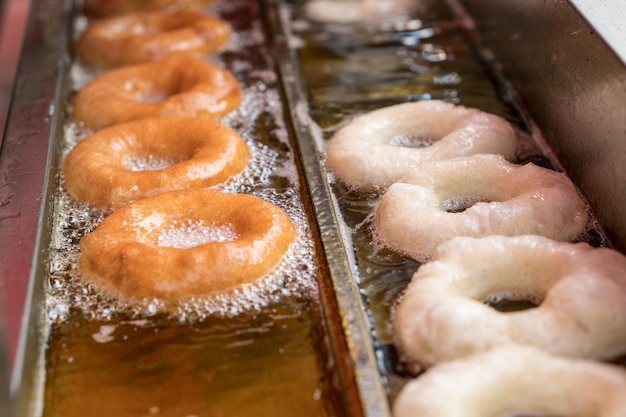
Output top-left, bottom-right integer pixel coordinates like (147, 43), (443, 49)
(72, 56), (242, 131)
(77, 11), (231, 68)
(374, 154), (588, 262)
(63, 117), (250, 207)
(325, 101), (517, 190)
(82, 0), (211, 18)
(79, 189), (298, 301)
(393, 235), (626, 368)
(394, 345), (626, 417)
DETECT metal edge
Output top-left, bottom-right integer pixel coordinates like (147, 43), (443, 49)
(2, 0), (390, 415)
(261, 1), (392, 416)
(452, 0), (626, 253)
(567, 0), (626, 66)
(0, 0), (71, 414)
(0, 277), (11, 417)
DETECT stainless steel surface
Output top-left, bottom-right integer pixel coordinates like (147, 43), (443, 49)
(454, 0), (626, 252)
(2, 0), (625, 415)
(0, 0), (70, 408)
(0, 295), (13, 417)
(3, 0), (374, 416)
(0, 0), (30, 139)
(568, 0), (626, 65)
(264, 2), (391, 416)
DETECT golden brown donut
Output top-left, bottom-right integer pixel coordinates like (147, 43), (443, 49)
(79, 189), (298, 301)
(63, 117), (250, 207)
(72, 56), (243, 131)
(77, 11), (231, 68)
(82, 0), (212, 18)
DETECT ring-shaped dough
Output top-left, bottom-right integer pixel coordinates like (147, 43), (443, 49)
(393, 345), (626, 417)
(393, 235), (626, 367)
(77, 11), (232, 68)
(374, 154), (588, 262)
(73, 56), (242, 131)
(325, 101), (518, 190)
(306, 0), (417, 24)
(63, 117), (250, 207)
(82, 0), (212, 18)
(79, 189), (298, 301)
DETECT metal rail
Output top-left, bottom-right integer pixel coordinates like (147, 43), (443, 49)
(0, 0), (71, 414)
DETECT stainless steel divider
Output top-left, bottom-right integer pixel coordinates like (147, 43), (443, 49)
(0, 0), (71, 414)
(0, 294), (12, 417)
(261, 1), (392, 416)
(455, 0), (626, 252)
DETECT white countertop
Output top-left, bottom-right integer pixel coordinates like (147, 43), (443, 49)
(569, 0), (626, 65)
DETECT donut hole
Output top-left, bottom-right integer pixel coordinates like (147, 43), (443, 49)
(101, 18), (159, 38)
(123, 71), (193, 103)
(123, 79), (171, 102)
(135, 90), (170, 103)
(123, 155), (183, 171)
(388, 134), (435, 148)
(440, 196), (486, 213)
(483, 292), (542, 312)
(157, 220), (238, 248)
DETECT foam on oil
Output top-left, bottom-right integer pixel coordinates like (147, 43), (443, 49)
(157, 220), (239, 248)
(47, 0), (320, 324)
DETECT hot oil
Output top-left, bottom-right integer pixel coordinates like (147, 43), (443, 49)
(157, 220), (239, 248)
(124, 155), (182, 171)
(44, 306), (331, 417)
(43, 1), (341, 416)
(283, 0), (610, 405)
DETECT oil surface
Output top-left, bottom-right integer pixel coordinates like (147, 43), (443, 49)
(42, 0), (342, 416)
(283, 0), (609, 404)
(44, 305), (332, 417)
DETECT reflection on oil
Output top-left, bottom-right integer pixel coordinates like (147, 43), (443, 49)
(43, 304), (335, 417)
(42, 0), (344, 416)
(283, 0), (607, 405)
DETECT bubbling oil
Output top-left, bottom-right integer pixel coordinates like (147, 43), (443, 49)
(284, 0), (611, 405)
(50, 16), (320, 323)
(157, 220), (239, 248)
(43, 1), (338, 416)
(388, 134), (435, 148)
(123, 155), (181, 171)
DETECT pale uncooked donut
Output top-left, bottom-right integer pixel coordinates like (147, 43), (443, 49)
(306, 0), (416, 24)
(393, 345), (626, 417)
(393, 235), (626, 367)
(374, 154), (588, 262)
(325, 101), (517, 190)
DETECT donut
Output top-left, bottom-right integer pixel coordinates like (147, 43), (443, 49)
(77, 11), (231, 68)
(325, 101), (518, 190)
(72, 56), (242, 131)
(79, 189), (298, 301)
(82, 0), (211, 18)
(373, 154), (588, 262)
(306, 0), (416, 24)
(393, 235), (626, 368)
(393, 345), (626, 417)
(63, 117), (250, 207)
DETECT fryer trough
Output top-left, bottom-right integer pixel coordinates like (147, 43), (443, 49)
(0, 0), (624, 416)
